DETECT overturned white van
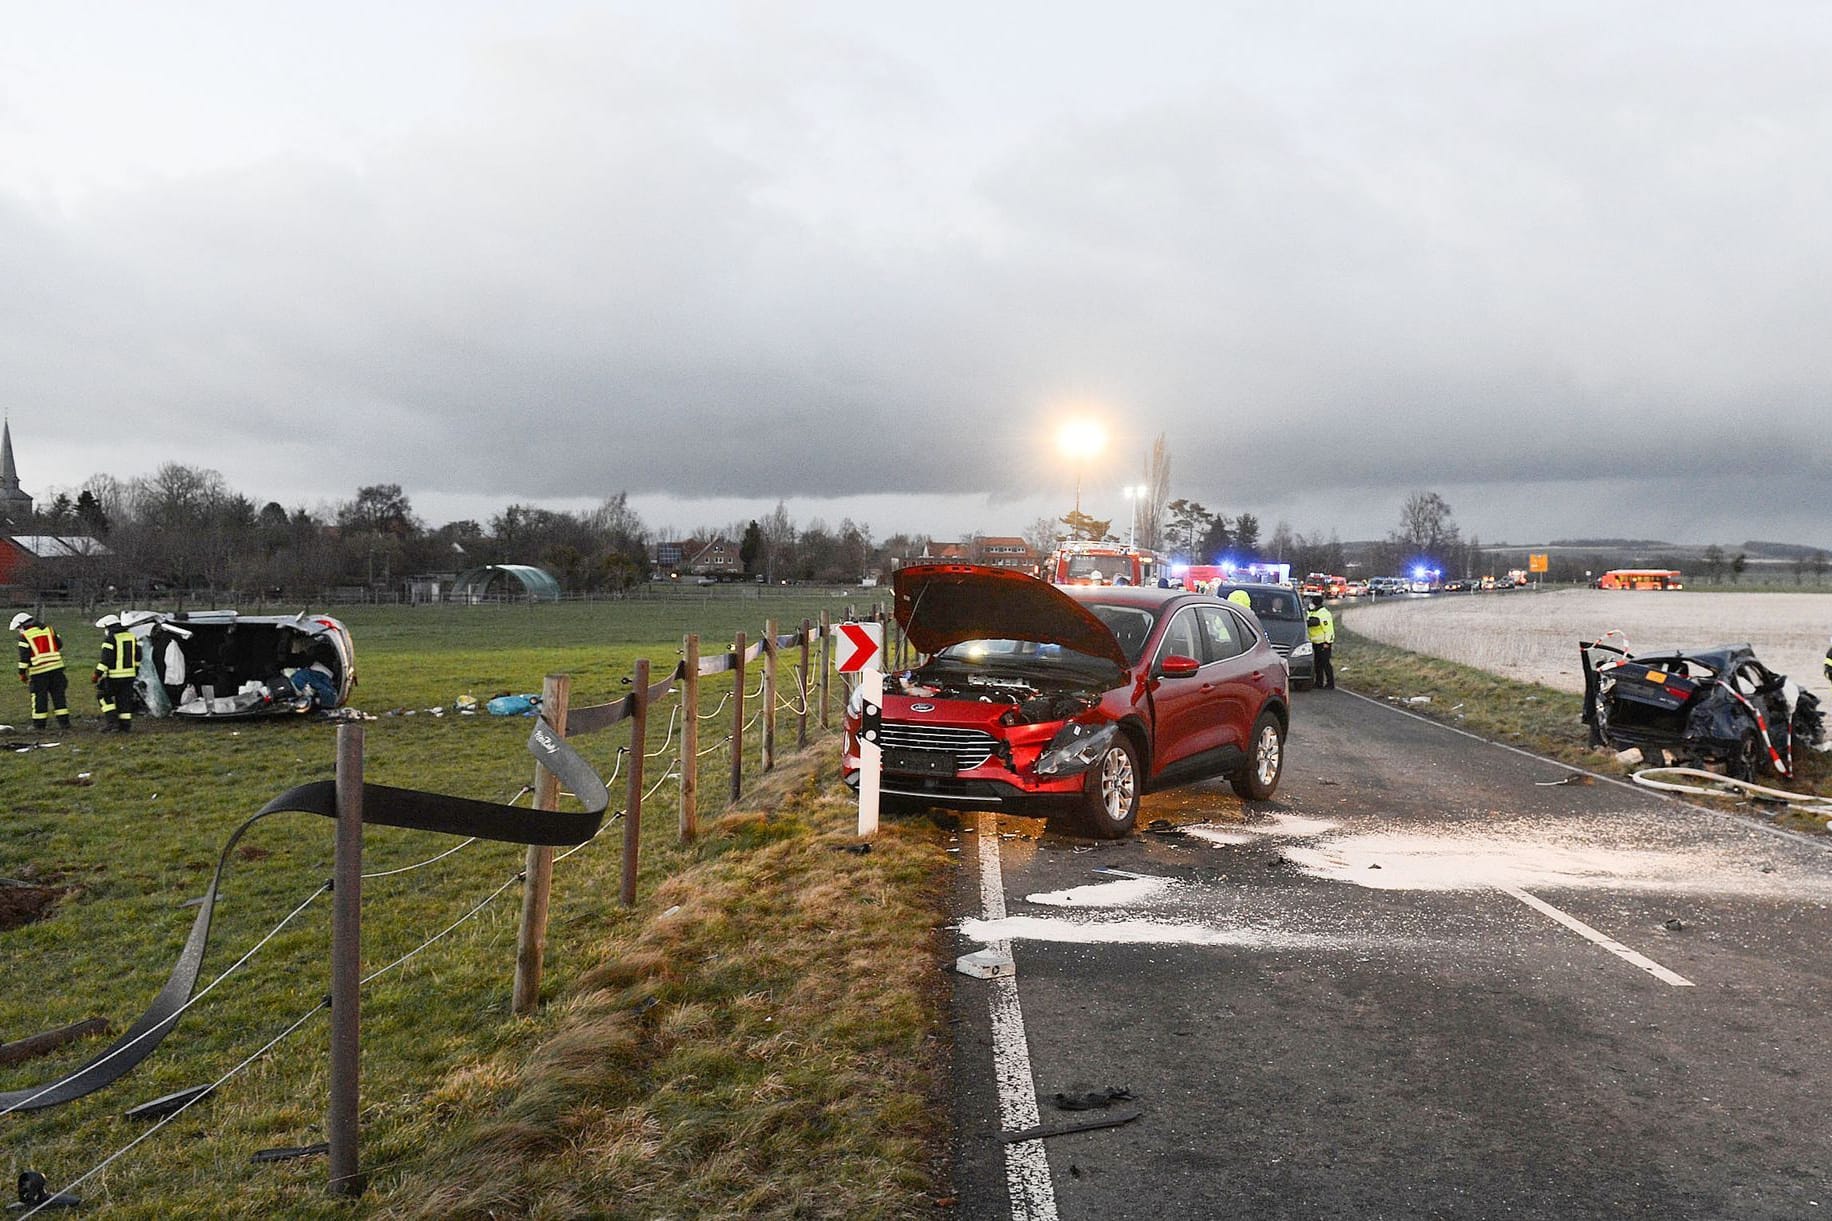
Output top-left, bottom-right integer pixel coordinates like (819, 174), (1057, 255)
(117, 610), (357, 719)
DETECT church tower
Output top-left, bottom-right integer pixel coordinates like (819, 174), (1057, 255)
(0, 418), (34, 526)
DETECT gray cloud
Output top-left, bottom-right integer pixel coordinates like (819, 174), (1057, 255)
(5, 3), (1832, 545)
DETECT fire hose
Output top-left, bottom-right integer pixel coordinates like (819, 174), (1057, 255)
(1630, 767), (1832, 820)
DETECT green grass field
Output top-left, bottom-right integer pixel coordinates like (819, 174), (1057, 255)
(2, 592), (949, 1218)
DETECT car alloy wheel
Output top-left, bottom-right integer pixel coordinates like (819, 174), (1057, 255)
(1083, 736), (1141, 838)
(1231, 712), (1285, 800)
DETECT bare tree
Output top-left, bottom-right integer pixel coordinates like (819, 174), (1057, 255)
(762, 500), (796, 582)
(1390, 491), (1460, 558)
(1023, 516), (1059, 561)
(1140, 433), (1171, 551)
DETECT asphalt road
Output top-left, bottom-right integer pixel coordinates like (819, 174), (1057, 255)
(948, 687), (1832, 1220)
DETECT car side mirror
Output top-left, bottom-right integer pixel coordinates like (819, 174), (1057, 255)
(1158, 654), (1200, 678)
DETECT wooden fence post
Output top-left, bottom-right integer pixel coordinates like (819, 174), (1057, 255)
(621, 658), (649, 908)
(730, 631), (746, 805)
(819, 610), (832, 729)
(680, 635), (699, 843)
(762, 618), (777, 773)
(513, 673), (571, 1016)
(797, 618), (810, 749)
(329, 724), (365, 1198)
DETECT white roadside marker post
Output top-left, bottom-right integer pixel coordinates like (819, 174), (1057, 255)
(833, 620), (884, 837)
(859, 666), (883, 837)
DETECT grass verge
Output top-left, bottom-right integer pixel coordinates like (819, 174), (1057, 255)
(1337, 624), (1832, 832)
(384, 749), (954, 1220)
(3, 598), (952, 1217)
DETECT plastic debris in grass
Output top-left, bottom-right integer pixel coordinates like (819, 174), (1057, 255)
(486, 694), (542, 716)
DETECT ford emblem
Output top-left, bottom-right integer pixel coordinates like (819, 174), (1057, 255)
(909, 702), (935, 712)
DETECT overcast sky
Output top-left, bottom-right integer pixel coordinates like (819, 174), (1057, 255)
(6, 2), (1831, 548)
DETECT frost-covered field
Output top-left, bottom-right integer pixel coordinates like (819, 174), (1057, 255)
(1341, 590), (1832, 698)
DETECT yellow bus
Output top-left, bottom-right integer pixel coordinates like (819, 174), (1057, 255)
(1595, 569), (1683, 590)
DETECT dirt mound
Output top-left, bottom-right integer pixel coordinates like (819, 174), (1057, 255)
(0, 879), (70, 932)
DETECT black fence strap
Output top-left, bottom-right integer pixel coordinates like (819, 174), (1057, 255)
(0, 719), (606, 1113)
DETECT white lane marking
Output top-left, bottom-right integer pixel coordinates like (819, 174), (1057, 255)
(977, 815), (1059, 1220)
(1500, 885), (1694, 987)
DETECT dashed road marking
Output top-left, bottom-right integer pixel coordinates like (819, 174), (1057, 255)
(1501, 885), (1694, 987)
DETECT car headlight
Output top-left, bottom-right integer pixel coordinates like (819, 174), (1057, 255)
(1292, 640), (1313, 658)
(1033, 721), (1118, 777)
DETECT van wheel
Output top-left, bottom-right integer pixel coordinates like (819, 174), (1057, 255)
(1231, 713), (1285, 800)
(1082, 736), (1141, 838)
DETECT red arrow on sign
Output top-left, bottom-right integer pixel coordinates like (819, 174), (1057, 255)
(835, 622), (882, 672)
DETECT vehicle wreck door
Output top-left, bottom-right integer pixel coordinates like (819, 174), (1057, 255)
(1147, 607), (1224, 772)
(1195, 604), (1258, 750)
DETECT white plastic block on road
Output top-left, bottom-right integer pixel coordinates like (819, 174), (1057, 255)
(955, 946), (1016, 979)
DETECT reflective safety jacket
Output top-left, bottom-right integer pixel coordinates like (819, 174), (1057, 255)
(18, 624), (65, 676)
(98, 629), (141, 679)
(1306, 605), (1335, 645)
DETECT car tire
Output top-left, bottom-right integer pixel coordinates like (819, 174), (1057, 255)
(1081, 734), (1142, 838)
(1230, 712), (1285, 801)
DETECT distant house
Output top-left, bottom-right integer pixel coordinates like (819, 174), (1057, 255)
(651, 539), (701, 572)
(980, 536), (1036, 571)
(919, 537), (1036, 571)
(0, 534), (111, 589)
(688, 539), (742, 577)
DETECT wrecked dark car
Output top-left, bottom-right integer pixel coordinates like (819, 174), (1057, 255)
(1580, 636), (1823, 779)
(120, 610), (357, 719)
(841, 563), (1290, 837)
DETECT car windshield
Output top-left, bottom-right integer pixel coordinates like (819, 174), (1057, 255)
(1064, 555), (1117, 579)
(933, 638), (1121, 675)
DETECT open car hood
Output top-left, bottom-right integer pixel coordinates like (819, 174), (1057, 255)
(892, 563), (1129, 668)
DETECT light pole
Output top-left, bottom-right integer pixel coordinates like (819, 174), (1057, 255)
(1123, 484), (1148, 548)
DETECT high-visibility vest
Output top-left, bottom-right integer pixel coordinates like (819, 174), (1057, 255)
(98, 630), (141, 679)
(19, 625), (64, 675)
(1306, 606), (1335, 645)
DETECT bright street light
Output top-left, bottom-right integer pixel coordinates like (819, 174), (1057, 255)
(1122, 483), (1148, 548)
(1055, 419), (1107, 514)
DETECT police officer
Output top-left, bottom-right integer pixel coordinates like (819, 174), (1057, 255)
(12, 612), (72, 731)
(93, 614), (141, 732)
(1306, 595), (1336, 689)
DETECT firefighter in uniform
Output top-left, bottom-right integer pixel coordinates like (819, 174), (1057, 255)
(94, 614), (141, 732)
(1306, 595), (1336, 690)
(12, 612), (72, 731)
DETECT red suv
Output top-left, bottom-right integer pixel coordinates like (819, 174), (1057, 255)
(842, 564), (1290, 836)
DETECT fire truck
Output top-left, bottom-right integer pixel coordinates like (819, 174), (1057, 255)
(1300, 573), (1349, 598)
(1048, 543), (1162, 587)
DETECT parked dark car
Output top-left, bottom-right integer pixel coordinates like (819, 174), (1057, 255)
(1580, 637), (1823, 779)
(842, 564), (1290, 836)
(1213, 582), (1314, 689)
